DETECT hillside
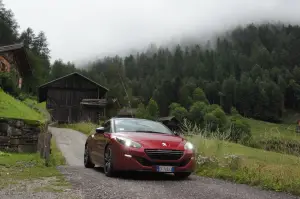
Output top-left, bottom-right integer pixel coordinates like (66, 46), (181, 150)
(190, 133), (300, 195)
(0, 89), (45, 122)
(47, 24), (300, 125)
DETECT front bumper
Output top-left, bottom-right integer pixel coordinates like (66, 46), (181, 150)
(112, 146), (196, 173)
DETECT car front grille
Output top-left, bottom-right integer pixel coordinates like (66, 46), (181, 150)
(144, 149), (184, 160)
(134, 156), (190, 167)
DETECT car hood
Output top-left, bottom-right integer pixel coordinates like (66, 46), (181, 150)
(113, 132), (186, 149)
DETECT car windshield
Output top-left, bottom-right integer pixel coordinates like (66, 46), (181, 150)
(113, 118), (174, 134)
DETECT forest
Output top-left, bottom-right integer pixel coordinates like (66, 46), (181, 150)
(1, 1), (300, 140)
(56, 23), (300, 124)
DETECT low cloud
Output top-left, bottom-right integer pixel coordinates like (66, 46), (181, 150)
(3, 0), (300, 64)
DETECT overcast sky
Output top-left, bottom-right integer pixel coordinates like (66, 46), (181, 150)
(3, 0), (300, 64)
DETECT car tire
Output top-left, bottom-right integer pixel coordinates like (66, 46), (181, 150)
(84, 145), (95, 168)
(174, 172), (192, 179)
(104, 145), (115, 177)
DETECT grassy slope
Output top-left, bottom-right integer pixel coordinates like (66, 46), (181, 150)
(191, 135), (300, 195)
(246, 118), (299, 142)
(0, 90), (45, 122)
(190, 118), (300, 195)
(0, 90), (68, 191)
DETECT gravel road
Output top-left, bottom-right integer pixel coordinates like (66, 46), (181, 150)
(50, 127), (300, 199)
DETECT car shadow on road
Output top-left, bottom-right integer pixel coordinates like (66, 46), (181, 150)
(93, 167), (193, 181)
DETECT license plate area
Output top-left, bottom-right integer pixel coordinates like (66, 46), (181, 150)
(156, 166), (175, 172)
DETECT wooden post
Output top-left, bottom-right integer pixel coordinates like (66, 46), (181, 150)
(44, 132), (51, 166)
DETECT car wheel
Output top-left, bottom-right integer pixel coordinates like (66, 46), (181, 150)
(174, 172), (191, 179)
(84, 145), (95, 168)
(104, 145), (115, 177)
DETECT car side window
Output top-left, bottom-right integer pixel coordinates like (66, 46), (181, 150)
(103, 121), (111, 133)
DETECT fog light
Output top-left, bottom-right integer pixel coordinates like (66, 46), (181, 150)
(124, 154), (132, 158)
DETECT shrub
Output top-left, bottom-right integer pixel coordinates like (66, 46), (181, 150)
(204, 113), (218, 132)
(147, 98), (159, 120)
(230, 107), (239, 115)
(189, 101), (208, 124)
(136, 103), (150, 119)
(0, 71), (20, 96)
(211, 108), (228, 130)
(228, 115), (251, 143)
(192, 87), (209, 104)
(170, 104), (188, 122)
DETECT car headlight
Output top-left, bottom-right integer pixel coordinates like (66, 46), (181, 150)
(115, 137), (142, 148)
(184, 141), (194, 150)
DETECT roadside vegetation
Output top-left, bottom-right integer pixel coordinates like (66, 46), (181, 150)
(58, 122), (98, 136)
(189, 132), (300, 195)
(0, 137), (68, 191)
(0, 89), (45, 122)
(0, 89), (68, 193)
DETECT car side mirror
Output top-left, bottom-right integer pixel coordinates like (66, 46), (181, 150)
(96, 127), (105, 134)
(174, 131), (179, 136)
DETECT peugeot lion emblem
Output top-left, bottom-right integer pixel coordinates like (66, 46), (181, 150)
(162, 142), (167, 147)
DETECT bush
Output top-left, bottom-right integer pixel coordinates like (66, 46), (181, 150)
(205, 104), (221, 113)
(136, 103), (150, 119)
(204, 113), (218, 132)
(211, 108), (228, 130)
(147, 98), (159, 120)
(230, 107), (239, 115)
(247, 138), (300, 156)
(228, 115), (251, 143)
(192, 87), (209, 104)
(170, 104), (188, 122)
(189, 101), (208, 124)
(0, 71), (20, 96)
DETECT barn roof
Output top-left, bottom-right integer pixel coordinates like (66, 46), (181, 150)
(38, 72), (109, 102)
(0, 43), (31, 76)
(158, 116), (178, 122)
(116, 107), (137, 117)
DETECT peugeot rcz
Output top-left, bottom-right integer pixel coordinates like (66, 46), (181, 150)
(84, 117), (196, 179)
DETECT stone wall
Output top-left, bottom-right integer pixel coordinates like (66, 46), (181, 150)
(0, 118), (46, 153)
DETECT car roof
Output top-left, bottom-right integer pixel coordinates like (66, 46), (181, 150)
(111, 117), (152, 121)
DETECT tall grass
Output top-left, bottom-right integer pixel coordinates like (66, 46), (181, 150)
(181, 120), (300, 196)
(58, 121), (98, 136)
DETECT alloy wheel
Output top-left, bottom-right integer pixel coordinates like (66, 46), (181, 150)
(104, 148), (112, 174)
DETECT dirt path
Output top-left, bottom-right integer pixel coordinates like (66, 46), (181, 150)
(50, 127), (299, 199)
(51, 127), (87, 166)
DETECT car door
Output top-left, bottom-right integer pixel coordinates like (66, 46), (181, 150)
(94, 121), (112, 166)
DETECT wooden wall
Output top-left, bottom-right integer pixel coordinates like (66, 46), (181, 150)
(45, 74), (106, 123)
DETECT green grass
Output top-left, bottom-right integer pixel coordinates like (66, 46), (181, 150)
(36, 101), (46, 109)
(58, 122), (98, 135)
(22, 98), (51, 121)
(246, 118), (299, 141)
(0, 89), (45, 122)
(191, 135), (300, 195)
(0, 137), (68, 190)
(244, 118), (300, 156)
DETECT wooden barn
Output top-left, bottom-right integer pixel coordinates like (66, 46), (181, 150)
(80, 98), (120, 123)
(157, 116), (181, 132)
(116, 107), (137, 118)
(38, 72), (109, 123)
(0, 43), (32, 89)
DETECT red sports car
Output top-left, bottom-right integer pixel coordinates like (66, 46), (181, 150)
(84, 117), (196, 179)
